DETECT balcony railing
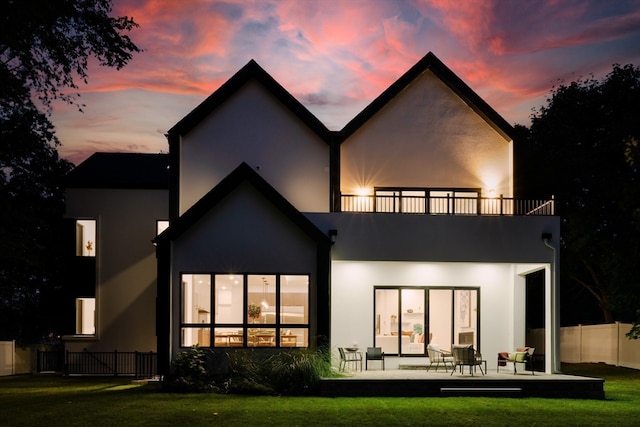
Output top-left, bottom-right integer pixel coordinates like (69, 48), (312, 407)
(340, 194), (555, 216)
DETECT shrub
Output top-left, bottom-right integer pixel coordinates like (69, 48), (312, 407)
(226, 349), (274, 395)
(267, 345), (332, 395)
(163, 345), (224, 393)
(163, 344), (333, 395)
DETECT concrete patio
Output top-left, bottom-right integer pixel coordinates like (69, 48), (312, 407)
(320, 357), (605, 399)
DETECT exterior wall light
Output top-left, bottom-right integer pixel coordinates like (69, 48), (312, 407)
(329, 229), (338, 244)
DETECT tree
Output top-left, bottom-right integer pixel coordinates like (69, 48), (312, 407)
(517, 64), (640, 325)
(0, 0), (140, 343)
(1, 0), (140, 111)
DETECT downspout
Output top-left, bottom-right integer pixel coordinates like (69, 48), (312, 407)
(542, 233), (561, 373)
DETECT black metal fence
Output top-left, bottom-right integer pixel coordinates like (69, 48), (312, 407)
(37, 349), (157, 379)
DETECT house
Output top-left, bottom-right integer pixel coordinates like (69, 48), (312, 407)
(64, 52), (560, 376)
(63, 153), (168, 354)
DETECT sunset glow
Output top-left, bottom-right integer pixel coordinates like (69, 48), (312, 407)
(51, 0), (640, 165)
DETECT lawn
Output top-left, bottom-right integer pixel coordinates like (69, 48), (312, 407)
(1, 363), (638, 426)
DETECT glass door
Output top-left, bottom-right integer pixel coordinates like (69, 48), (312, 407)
(374, 288), (426, 355)
(374, 289), (400, 354)
(375, 287), (478, 355)
(400, 288), (426, 354)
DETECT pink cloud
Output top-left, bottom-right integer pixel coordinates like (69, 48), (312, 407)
(50, 0), (640, 164)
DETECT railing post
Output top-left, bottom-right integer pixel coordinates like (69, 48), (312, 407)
(114, 349), (118, 376)
(499, 194), (504, 215)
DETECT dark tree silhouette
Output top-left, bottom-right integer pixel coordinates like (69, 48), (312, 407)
(0, 0), (140, 342)
(517, 64), (640, 325)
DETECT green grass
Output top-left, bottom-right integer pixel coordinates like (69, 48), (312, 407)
(1, 363), (638, 426)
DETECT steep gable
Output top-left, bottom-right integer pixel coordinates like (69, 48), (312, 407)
(168, 60), (331, 140)
(338, 52), (514, 198)
(340, 52), (515, 142)
(157, 162), (329, 246)
(168, 61), (333, 217)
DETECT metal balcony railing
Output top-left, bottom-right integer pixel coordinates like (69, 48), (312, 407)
(340, 194), (555, 216)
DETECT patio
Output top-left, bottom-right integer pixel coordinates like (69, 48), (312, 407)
(321, 357), (605, 399)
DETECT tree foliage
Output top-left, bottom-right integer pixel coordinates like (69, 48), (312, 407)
(0, 0), (140, 342)
(1, 0), (140, 111)
(517, 64), (640, 324)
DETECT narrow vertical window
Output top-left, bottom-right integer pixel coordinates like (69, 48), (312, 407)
(75, 297), (95, 335)
(213, 274), (244, 347)
(280, 275), (309, 347)
(247, 275), (276, 346)
(75, 219), (96, 257)
(181, 274), (211, 347)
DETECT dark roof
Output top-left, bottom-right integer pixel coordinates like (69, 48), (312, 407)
(156, 162), (329, 245)
(167, 60), (332, 142)
(339, 52), (516, 142)
(64, 152), (169, 189)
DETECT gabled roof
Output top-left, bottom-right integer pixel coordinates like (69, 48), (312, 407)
(167, 60), (332, 142)
(64, 152), (169, 189)
(155, 162), (330, 245)
(339, 52), (516, 142)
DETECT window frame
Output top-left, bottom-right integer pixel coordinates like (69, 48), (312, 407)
(180, 272), (310, 349)
(373, 285), (480, 356)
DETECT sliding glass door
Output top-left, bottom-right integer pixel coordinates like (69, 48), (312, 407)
(375, 286), (478, 355)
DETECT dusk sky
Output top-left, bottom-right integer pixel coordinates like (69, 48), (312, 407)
(51, 0), (640, 165)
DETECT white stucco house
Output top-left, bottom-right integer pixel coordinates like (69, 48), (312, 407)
(64, 52), (560, 377)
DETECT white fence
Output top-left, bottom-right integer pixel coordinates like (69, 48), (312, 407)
(529, 322), (640, 370)
(1, 341), (15, 376)
(0, 342), (42, 375)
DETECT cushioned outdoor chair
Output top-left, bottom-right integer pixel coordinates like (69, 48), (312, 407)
(497, 347), (535, 375)
(365, 347), (385, 370)
(338, 347), (362, 371)
(426, 344), (454, 372)
(451, 344), (485, 376)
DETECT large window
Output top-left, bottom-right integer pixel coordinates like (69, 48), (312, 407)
(374, 286), (479, 355)
(181, 273), (309, 348)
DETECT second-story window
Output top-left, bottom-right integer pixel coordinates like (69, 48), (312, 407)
(75, 219), (96, 257)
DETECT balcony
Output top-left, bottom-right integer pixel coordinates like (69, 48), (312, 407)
(340, 192), (554, 216)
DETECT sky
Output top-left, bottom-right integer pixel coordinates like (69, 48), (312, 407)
(51, 0), (640, 165)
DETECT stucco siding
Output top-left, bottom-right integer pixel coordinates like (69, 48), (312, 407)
(65, 188), (167, 352)
(341, 70), (512, 197)
(179, 79), (330, 215)
(170, 182), (320, 353)
(330, 261), (530, 370)
(306, 213), (559, 263)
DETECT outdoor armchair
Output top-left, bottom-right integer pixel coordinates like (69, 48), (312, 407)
(365, 347), (385, 370)
(497, 347), (535, 375)
(451, 344), (485, 376)
(426, 344), (454, 372)
(338, 347), (362, 371)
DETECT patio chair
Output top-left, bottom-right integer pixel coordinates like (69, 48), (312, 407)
(450, 344), (484, 376)
(497, 347), (535, 375)
(365, 347), (385, 370)
(338, 347), (362, 371)
(426, 344), (454, 372)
